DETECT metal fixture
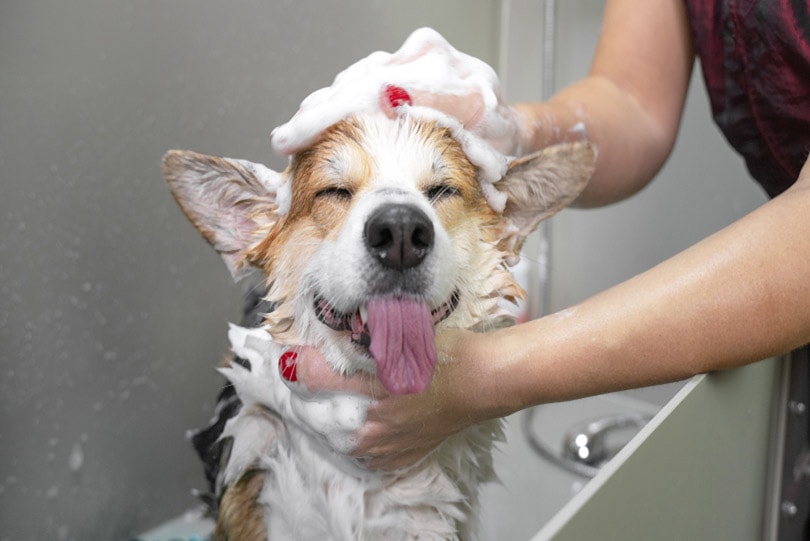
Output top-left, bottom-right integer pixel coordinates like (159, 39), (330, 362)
(775, 350), (810, 539)
(523, 408), (652, 478)
(562, 413), (652, 465)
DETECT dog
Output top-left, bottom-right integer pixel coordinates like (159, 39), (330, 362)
(164, 112), (595, 540)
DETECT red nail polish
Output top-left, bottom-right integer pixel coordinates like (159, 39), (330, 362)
(279, 350), (298, 382)
(383, 84), (412, 108)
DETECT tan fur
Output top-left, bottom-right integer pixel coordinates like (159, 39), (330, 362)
(215, 469), (268, 541)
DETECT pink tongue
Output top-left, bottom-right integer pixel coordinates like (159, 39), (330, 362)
(367, 297), (436, 394)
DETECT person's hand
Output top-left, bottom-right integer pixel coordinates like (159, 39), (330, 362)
(270, 27), (528, 159)
(289, 328), (492, 471)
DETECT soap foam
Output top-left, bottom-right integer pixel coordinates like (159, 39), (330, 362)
(270, 27), (518, 212)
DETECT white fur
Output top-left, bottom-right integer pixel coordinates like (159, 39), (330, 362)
(222, 324), (502, 540)
(224, 325), (369, 462)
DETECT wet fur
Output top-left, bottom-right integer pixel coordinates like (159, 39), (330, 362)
(165, 114), (595, 540)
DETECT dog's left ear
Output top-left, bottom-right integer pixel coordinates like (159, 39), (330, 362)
(163, 150), (288, 278)
(495, 140), (596, 259)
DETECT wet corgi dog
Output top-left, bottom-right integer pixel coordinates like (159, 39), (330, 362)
(164, 113), (595, 540)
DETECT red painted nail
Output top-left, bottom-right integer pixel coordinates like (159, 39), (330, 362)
(279, 350), (298, 382)
(383, 84), (412, 108)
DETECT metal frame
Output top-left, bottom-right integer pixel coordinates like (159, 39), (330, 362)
(765, 350), (810, 540)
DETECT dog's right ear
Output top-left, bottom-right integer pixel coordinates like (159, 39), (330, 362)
(163, 150), (288, 278)
(495, 140), (596, 260)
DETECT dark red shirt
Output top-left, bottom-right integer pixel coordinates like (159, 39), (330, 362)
(685, 0), (810, 197)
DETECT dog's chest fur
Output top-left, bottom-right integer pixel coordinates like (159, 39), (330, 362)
(219, 326), (504, 540)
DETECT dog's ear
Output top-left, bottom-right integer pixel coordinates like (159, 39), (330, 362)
(163, 150), (287, 278)
(495, 140), (596, 258)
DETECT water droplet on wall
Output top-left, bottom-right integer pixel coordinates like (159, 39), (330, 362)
(68, 442), (84, 473)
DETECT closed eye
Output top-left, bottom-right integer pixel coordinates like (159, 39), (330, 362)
(425, 184), (460, 203)
(315, 187), (353, 201)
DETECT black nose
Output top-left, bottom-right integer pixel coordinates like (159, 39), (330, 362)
(364, 203), (434, 270)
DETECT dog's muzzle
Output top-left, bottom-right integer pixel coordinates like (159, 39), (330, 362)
(312, 202), (458, 394)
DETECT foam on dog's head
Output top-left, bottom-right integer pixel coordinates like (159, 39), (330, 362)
(270, 27), (513, 212)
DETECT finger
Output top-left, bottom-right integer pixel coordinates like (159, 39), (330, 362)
(361, 444), (436, 472)
(410, 89), (485, 130)
(379, 85), (413, 119)
(293, 346), (388, 397)
(349, 420), (434, 471)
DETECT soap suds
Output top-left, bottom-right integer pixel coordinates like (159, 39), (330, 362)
(270, 27), (520, 212)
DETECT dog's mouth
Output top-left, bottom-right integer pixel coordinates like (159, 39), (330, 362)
(313, 291), (459, 395)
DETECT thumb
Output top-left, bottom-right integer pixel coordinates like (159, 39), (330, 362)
(292, 346), (388, 398)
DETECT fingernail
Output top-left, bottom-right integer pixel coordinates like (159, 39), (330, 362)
(279, 350), (298, 382)
(383, 84), (412, 108)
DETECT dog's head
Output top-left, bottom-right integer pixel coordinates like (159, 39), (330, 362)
(164, 113), (594, 394)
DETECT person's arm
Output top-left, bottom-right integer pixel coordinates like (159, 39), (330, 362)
(294, 0), (698, 465)
(301, 157), (810, 470)
(467, 160), (810, 408)
(514, 0), (694, 207)
(296, 0), (810, 471)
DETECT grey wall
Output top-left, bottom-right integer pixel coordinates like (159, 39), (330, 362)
(0, 2), (499, 539)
